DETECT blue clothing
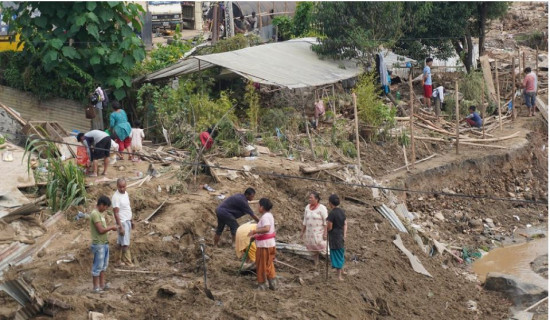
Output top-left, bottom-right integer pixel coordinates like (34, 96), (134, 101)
(466, 112), (482, 128)
(110, 110), (132, 141)
(91, 244), (109, 276)
(524, 91), (536, 108)
(423, 66), (432, 85)
(216, 194), (254, 219)
(330, 248), (345, 269)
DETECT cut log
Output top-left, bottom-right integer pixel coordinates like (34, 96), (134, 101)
(143, 198), (168, 222)
(461, 131), (519, 143)
(300, 163), (342, 174)
(456, 141), (508, 149)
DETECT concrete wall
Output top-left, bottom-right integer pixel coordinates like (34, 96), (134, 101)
(0, 85), (90, 133)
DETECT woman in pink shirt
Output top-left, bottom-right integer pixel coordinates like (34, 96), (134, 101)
(521, 67), (537, 117)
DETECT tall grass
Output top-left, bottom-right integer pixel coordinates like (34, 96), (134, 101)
(24, 137), (86, 212)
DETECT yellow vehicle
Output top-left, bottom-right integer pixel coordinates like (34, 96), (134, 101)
(0, 16), (22, 51)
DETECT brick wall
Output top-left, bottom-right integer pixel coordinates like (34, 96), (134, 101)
(0, 85), (90, 133)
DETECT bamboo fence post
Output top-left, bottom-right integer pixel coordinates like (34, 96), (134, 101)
(482, 81), (486, 139)
(495, 60), (502, 131)
(455, 81), (459, 155)
(409, 70), (415, 168)
(352, 93), (361, 173)
(522, 51), (526, 71)
(536, 47), (539, 77)
(512, 58), (516, 121)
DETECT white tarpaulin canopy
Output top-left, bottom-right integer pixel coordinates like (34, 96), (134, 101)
(143, 38), (363, 88)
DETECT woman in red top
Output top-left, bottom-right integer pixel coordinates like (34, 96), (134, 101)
(200, 128), (214, 150)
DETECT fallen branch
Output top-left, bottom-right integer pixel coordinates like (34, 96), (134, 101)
(455, 141), (509, 149)
(274, 259), (303, 273)
(460, 131), (519, 143)
(114, 268), (157, 274)
(143, 198), (168, 222)
(392, 154), (437, 172)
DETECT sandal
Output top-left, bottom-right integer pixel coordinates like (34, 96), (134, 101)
(101, 283), (111, 291)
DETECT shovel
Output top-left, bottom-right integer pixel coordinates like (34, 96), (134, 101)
(238, 239), (254, 274)
(199, 243), (215, 300)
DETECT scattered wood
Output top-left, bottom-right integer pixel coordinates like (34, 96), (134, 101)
(457, 141), (509, 149)
(143, 198), (168, 222)
(392, 154), (437, 172)
(461, 131), (519, 143)
(402, 145), (410, 172)
(432, 238), (464, 263)
(344, 196), (369, 205)
(274, 259), (303, 273)
(203, 156), (221, 183)
(300, 163), (342, 174)
(114, 268), (157, 274)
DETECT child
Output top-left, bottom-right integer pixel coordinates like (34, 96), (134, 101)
(326, 194), (347, 281)
(90, 195), (118, 293)
(130, 121), (145, 162)
(461, 105), (482, 128)
(248, 198), (277, 290)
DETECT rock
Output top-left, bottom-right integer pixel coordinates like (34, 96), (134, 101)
(118, 166), (125, 171)
(442, 188), (456, 194)
(484, 218), (496, 229)
(468, 219), (483, 228)
(162, 236), (173, 242)
(466, 300), (477, 312)
(484, 272), (548, 306)
(508, 192), (516, 198)
(226, 170), (239, 181)
(434, 212), (445, 221)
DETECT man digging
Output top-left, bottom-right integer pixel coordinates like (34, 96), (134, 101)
(112, 178), (135, 266)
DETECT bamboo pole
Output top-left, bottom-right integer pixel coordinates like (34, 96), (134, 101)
(522, 51), (526, 72)
(482, 81), (486, 139)
(518, 48), (521, 71)
(536, 46), (539, 77)
(409, 70), (415, 168)
(258, 2), (262, 29)
(495, 60), (502, 131)
(455, 81), (459, 155)
(512, 58), (516, 121)
(352, 93), (361, 173)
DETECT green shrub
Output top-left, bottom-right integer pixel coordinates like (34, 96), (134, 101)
(354, 73), (396, 128)
(338, 140), (357, 158)
(245, 82), (260, 133)
(24, 139), (86, 212)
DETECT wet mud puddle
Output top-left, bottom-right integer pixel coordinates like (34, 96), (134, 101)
(472, 238), (548, 289)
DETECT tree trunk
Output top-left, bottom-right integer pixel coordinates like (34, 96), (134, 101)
(478, 2), (488, 56)
(465, 33), (474, 73)
(453, 35), (473, 73)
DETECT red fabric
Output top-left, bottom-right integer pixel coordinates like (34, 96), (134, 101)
(523, 73), (536, 92)
(466, 118), (476, 127)
(200, 131), (213, 150)
(115, 137), (131, 151)
(76, 146), (89, 166)
(423, 85), (433, 98)
(255, 232), (276, 241)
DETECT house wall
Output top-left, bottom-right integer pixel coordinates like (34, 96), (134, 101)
(0, 85), (90, 133)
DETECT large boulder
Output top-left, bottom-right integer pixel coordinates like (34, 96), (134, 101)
(484, 272), (548, 306)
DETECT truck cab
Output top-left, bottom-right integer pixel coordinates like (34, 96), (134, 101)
(149, 1), (183, 30)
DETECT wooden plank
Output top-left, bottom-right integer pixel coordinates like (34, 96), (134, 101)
(63, 136), (78, 158)
(535, 96), (547, 121)
(300, 163), (342, 174)
(480, 55), (498, 103)
(143, 198), (168, 222)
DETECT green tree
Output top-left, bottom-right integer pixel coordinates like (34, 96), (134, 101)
(395, 2), (509, 72)
(292, 2), (315, 37)
(312, 2), (403, 66)
(2, 1), (145, 100)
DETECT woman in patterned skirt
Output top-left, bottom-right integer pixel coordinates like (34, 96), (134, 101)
(301, 191), (328, 266)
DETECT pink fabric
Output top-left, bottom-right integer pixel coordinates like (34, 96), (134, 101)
(200, 131), (213, 150)
(523, 73), (536, 92)
(256, 212), (275, 248)
(303, 204), (328, 251)
(314, 100), (325, 119)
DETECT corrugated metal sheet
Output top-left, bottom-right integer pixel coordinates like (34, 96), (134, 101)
(145, 38), (362, 88)
(375, 204), (408, 233)
(0, 85), (89, 132)
(0, 278), (44, 320)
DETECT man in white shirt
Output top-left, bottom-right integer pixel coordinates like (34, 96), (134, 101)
(112, 178), (134, 266)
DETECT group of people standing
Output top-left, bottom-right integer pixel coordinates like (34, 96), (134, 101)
(80, 94), (145, 176)
(215, 188), (348, 290)
(88, 178), (135, 293)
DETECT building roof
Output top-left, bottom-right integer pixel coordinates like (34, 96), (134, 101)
(143, 38), (362, 88)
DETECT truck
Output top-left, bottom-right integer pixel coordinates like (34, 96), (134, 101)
(149, 1), (183, 30)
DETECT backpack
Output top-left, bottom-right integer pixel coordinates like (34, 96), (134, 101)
(102, 89), (109, 107)
(89, 92), (99, 105)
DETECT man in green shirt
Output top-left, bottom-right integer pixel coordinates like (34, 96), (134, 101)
(90, 196), (118, 293)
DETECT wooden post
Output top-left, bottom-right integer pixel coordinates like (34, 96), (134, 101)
(455, 81), (459, 155)
(512, 58), (516, 121)
(258, 2), (262, 30)
(495, 60), (502, 131)
(536, 47), (539, 77)
(352, 93), (361, 173)
(408, 70), (415, 168)
(331, 84), (336, 115)
(481, 81), (486, 139)
(518, 48), (521, 71)
(522, 51), (526, 71)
